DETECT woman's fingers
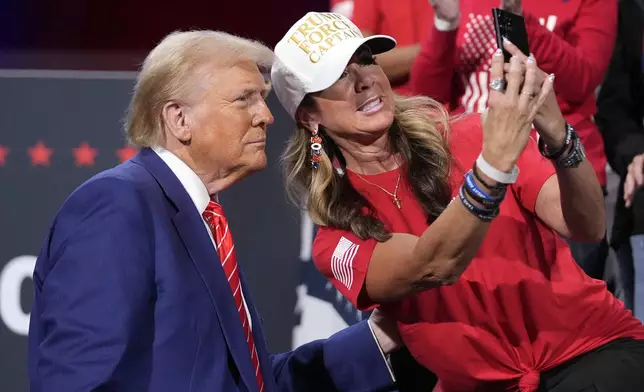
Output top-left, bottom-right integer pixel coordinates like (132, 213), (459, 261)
(488, 48), (506, 101)
(518, 54), (537, 112)
(502, 38), (528, 62)
(505, 55), (524, 98)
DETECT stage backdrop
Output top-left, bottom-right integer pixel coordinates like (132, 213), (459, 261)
(0, 69), (365, 391)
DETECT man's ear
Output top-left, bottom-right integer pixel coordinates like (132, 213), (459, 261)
(161, 101), (192, 143)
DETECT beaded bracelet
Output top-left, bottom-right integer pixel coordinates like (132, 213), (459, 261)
(458, 184), (499, 221)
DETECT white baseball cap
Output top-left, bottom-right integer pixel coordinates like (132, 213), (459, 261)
(271, 12), (396, 118)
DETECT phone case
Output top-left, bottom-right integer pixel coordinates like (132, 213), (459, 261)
(492, 8), (531, 62)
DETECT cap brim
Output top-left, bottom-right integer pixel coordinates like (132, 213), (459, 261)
(307, 34), (396, 93)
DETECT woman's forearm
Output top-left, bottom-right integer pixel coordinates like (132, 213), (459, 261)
(556, 159), (606, 242)
(410, 197), (492, 286)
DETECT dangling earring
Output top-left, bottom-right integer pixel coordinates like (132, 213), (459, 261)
(310, 125), (322, 169)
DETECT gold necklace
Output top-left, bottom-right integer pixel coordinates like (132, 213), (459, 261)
(354, 171), (402, 209)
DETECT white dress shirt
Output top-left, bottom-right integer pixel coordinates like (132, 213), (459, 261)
(153, 146), (252, 329)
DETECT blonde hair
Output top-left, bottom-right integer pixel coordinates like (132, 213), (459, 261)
(282, 94), (453, 241)
(125, 30), (274, 147)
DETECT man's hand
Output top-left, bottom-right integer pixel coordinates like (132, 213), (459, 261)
(625, 154), (644, 207)
(500, 0), (523, 15)
(429, 0), (461, 22)
(368, 308), (402, 355)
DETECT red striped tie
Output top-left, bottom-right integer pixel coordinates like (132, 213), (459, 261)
(202, 201), (264, 392)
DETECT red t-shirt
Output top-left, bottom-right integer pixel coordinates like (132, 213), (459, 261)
(312, 115), (644, 391)
(351, 0), (434, 95)
(409, 0), (616, 185)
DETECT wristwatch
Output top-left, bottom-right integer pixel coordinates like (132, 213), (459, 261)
(538, 122), (586, 168)
(557, 134), (586, 169)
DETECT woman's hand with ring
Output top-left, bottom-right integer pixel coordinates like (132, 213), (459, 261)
(502, 39), (565, 149)
(481, 47), (550, 172)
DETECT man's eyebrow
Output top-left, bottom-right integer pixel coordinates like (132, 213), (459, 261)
(239, 83), (271, 99)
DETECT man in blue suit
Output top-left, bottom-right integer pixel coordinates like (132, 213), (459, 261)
(28, 30), (403, 392)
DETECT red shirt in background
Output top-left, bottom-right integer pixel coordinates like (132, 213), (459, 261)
(409, 0), (617, 186)
(351, 0), (434, 95)
(312, 115), (644, 391)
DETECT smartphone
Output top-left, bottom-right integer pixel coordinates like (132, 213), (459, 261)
(492, 8), (530, 62)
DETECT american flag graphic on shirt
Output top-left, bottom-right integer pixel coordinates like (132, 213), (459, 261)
(331, 237), (359, 290)
(292, 219), (369, 350)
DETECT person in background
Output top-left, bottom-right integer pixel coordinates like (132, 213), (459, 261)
(272, 11), (644, 392)
(28, 29), (408, 392)
(410, 0), (618, 281)
(595, 0), (644, 321)
(348, 0), (435, 95)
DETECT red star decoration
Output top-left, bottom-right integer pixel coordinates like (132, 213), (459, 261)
(116, 145), (138, 163)
(28, 141), (54, 166)
(73, 142), (98, 167)
(0, 145), (9, 166)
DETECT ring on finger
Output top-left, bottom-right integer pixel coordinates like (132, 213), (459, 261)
(521, 91), (535, 99)
(489, 78), (506, 92)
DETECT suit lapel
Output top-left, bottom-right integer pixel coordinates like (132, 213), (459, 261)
(132, 148), (258, 391)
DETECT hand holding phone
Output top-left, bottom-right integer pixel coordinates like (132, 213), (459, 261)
(492, 8), (530, 62)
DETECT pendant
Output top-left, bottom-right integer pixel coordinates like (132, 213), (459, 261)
(394, 198), (401, 209)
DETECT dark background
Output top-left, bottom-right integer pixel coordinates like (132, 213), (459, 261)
(0, 0), (328, 69)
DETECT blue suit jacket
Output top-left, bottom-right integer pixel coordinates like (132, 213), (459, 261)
(28, 148), (395, 392)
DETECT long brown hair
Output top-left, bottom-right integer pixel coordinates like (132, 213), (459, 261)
(282, 94), (453, 242)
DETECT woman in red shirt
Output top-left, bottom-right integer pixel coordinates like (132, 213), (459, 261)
(271, 11), (644, 392)
(409, 0), (617, 280)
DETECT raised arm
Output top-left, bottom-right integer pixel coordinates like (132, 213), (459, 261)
(500, 39), (606, 243)
(410, 0), (461, 105)
(352, 0), (421, 85)
(518, 0), (617, 104)
(317, 51), (554, 305)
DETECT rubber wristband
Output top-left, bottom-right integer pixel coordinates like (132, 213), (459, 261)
(472, 164), (507, 190)
(464, 172), (505, 207)
(459, 185), (499, 221)
(475, 154), (519, 184)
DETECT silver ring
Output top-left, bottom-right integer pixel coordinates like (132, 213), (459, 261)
(311, 143), (322, 151)
(489, 78), (506, 92)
